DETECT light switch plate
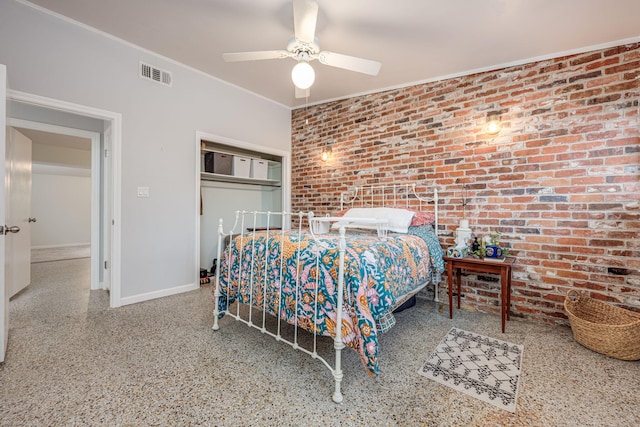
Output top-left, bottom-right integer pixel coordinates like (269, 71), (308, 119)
(137, 186), (149, 198)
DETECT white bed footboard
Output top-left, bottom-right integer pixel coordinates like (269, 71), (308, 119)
(212, 210), (350, 403)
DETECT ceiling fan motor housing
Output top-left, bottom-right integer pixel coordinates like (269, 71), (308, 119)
(288, 37), (320, 59)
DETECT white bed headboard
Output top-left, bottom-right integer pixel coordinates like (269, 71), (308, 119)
(339, 183), (439, 234)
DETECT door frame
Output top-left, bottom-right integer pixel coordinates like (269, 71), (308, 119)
(1, 63), (7, 361)
(7, 90), (123, 308)
(7, 119), (101, 290)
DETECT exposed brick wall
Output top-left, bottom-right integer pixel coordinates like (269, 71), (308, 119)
(291, 42), (640, 324)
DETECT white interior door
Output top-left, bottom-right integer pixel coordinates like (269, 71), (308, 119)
(6, 127), (31, 297)
(1, 64), (8, 362)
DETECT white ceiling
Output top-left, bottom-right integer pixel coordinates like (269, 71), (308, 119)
(22, 0), (640, 109)
(16, 128), (91, 151)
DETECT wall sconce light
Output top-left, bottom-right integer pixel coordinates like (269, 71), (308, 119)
(485, 113), (502, 135)
(291, 57), (315, 90)
(321, 143), (333, 161)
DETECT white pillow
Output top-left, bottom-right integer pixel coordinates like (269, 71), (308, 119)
(333, 207), (416, 234)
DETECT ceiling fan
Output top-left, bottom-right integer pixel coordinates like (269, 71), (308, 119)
(222, 0), (382, 98)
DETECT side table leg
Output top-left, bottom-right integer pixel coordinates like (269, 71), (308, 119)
(501, 268), (507, 333)
(448, 262), (453, 319)
(456, 268), (461, 309)
(506, 266), (512, 321)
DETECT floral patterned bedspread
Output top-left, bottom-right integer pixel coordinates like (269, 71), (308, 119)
(213, 226), (443, 376)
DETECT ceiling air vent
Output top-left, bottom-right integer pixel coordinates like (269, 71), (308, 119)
(139, 62), (172, 87)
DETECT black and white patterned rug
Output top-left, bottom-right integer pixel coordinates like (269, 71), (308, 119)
(418, 328), (524, 412)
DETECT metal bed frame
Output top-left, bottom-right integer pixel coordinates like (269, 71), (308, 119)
(212, 184), (439, 403)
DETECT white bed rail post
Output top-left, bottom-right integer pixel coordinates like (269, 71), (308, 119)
(212, 218), (224, 331)
(332, 225), (347, 404)
(433, 188), (440, 303)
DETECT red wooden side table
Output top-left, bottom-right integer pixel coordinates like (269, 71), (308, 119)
(444, 256), (515, 333)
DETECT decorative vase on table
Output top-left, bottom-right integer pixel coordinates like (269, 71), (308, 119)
(448, 219), (472, 258)
(484, 245), (503, 258)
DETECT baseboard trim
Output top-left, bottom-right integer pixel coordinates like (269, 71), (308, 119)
(32, 243), (91, 250)
(118, 282), (199, 307)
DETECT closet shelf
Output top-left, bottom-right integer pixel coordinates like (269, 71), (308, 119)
(200, 172), (281, 187)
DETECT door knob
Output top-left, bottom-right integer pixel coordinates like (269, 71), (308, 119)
(0, 225), (20, 235)
(28, 217), (37, 223)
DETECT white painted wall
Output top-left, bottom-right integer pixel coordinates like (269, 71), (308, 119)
(0, 1), (291, 301)
(31, 168), (91, 248)
(30, 142), (92, 246)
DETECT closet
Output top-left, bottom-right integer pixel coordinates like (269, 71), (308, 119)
(198, 133), (288, 272)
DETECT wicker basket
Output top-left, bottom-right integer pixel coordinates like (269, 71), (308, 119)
(564, 290), (640, 361)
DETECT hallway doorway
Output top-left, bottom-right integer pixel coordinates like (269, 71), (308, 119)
(5, 90), (122, 307)
(8, 122), (100, 291)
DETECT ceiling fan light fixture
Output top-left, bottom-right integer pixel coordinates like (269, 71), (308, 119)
(291, 61), (315, 89)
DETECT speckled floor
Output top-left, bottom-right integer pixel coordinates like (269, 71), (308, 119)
(1, 259), (638, 426)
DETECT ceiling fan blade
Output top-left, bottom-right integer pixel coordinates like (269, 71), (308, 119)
(295, 86), (310, 99)
(293, 0), (318, 44)
(223, 50), (291, 62)
(316, 51), (382, 76)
